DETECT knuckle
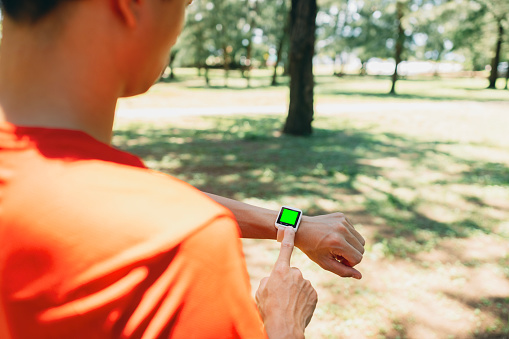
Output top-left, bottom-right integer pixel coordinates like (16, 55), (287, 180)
(337, 224), (348, 235)
(291, 267), (303, 278)
(281, 241), (293, 249)
(351, 252), (363, 264)
(274, 265), (287, 275)
(346, 255), (360, 266)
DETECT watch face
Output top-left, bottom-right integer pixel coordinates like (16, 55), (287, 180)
(277, 207), (301, 228)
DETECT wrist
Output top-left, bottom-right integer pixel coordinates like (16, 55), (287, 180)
(294, 215), (312, 250)
(264, 317), (305, 339)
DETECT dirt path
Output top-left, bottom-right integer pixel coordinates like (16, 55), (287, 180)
(115, 100), (509, 120)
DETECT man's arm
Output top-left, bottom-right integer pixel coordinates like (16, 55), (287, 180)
(205, 193), (366, 279)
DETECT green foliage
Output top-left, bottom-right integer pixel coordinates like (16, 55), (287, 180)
(448, 0), (506, 71)
(171, 0), (509, 92)
(315, 1), (353, 72)
(175, 0), (290, 70)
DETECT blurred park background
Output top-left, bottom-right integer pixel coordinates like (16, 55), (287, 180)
(114, 73), (509, 338)
(4, 0), (509, 337)
(113, 0), (509, 337)
(118, 0), (509, 338)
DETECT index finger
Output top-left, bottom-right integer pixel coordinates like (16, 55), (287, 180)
(275, 226), (296, 268)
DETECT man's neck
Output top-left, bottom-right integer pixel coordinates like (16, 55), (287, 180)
(0, 19), (122, 144)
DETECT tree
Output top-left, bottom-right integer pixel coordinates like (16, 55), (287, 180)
(505, 60), (509, 90)
(283, 0), (317, 136)
(271, 15), (289, 86)
(413, 1), (457, 77)
(450, 0), (509, 85)
(348, 1), (394, 76)
(389, 0), (405, 94)
(267, 0), (290, 86)
(243, 0), (259, 88)
(477, 0), (509, 89)
(488, 19), (505, 89)
(351, 0), (413, 93)
(174, 0), (217, 84)
(175, 0), (256, 86)
(449, 1), (490, 72)
(315, 1), (352, 76)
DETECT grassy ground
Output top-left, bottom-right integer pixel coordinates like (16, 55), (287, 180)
(114, 71), (509, 339)
(117, 68), (509, 111)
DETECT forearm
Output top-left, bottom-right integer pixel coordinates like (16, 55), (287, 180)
(205, 194), (365, 279)
(205, 193), (279, 240)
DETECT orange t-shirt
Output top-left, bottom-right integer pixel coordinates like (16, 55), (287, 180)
(0, 123), (267, 339)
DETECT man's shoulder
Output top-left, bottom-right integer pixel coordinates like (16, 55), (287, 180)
(57, 159), (233, 237)
(6, 157), (234, 265)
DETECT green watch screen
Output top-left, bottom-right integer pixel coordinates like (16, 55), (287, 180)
(278, 208), (300, 227)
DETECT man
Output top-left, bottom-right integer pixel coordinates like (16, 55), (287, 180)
(0, 0), (365, 338)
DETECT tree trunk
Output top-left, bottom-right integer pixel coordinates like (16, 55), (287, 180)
(271, 36), (285, 86)
(340, 56), (346, 76)
(433, 46), (444, 78)
(334, 54), (344, 76)
(272, 12), (290, 86)
(169, 49), (178, 80)
(245, 0), (259, 88)
(433, 61), (440, 78)
(283, 0), (317, 136)
(488, 20), (504, 89)
(223, 44), (230, 88)
(205, 66), (210, 86)
(359, 60), (367, 76)
(505, 60), (509, 90)
(245, 41), (253, 87)
(390, 1), (405, 95)
(333, 10), (343, 76)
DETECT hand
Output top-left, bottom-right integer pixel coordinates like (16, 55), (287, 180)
(255, 227), (318, 339)
(295, 213), (365, 279)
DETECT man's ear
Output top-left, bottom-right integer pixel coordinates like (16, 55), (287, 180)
(115, 0), (142, 28)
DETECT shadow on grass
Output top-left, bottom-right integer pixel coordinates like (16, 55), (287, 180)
(374, 294), (509, 339)
(445, 293), (509, 338)
(113, 116), (509, 259)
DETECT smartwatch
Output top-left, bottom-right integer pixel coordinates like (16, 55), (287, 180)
(275, 206), (303, 232)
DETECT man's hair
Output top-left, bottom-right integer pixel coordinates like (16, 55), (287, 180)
(0, 0), (69, 23)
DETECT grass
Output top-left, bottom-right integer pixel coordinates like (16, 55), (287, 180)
(114, 72), (509, 339)
(118, 68), (509, 111)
